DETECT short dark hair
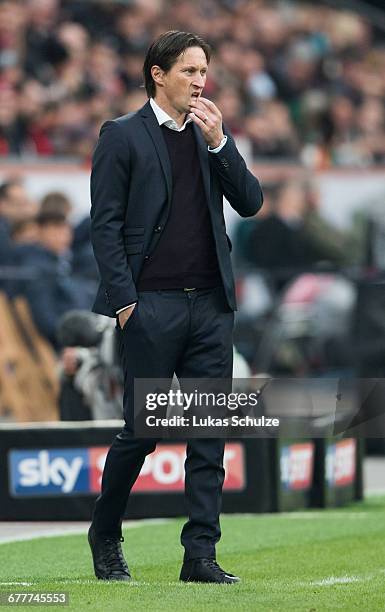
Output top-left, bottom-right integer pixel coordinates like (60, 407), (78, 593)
(36, 211), (68, 227)
(40, 191), (72, 217)
(143, 30), (211, 98)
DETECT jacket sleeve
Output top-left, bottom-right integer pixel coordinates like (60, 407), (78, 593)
(90, 120), (138, 312)
(209, 125), (263, 218)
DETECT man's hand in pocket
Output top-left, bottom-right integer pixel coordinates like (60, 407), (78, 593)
(118, 303), (136, 329)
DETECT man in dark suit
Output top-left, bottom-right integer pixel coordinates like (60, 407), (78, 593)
(88, 30), (263, 584)
(14, 211), (93, 349)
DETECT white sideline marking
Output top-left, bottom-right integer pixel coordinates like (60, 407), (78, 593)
(228, 511), (370, 519)
(282, 512), (369, 519)
(307, 568), (385, 587)
(0, 518), (169, 545)
(0, 582), (33, 586)
(0, 527), (88, 544)
(312, 576), (361, 586)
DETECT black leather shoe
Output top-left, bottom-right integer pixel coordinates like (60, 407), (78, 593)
(88, 524), (131, 581)
(180, 558), (240, 584)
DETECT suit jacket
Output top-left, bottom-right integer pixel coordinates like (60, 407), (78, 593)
(90, 100), (263, 317)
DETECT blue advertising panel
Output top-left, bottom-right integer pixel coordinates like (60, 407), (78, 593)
(9, 448), (90, 497)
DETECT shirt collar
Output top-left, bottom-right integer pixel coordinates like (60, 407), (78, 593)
(150, 98), (192, 132)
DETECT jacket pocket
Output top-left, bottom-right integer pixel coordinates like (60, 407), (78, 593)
(124, 242), (144, 255)
(123, 227), (145, 236)
(121, 303), (139, 332)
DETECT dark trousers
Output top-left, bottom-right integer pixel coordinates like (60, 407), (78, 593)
(91, 286), (234, 560)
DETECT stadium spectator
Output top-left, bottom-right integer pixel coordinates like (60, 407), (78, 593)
(16, 210), (93, 348)
(39, 192), (99, 283)
(233, 182), (276, 270)
(40, 190), (72, 217)
(244, 102), (299, 159)
(10, 217), (39, 244)
(243, 179), (344, 289)
(212, 87), (245, 136)
(0, 178), (38, 264)
(301, 181), (347, 266)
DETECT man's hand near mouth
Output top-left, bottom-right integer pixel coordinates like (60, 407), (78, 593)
(188, 96), (225, 149)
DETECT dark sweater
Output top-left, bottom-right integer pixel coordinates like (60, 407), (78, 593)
(137, 122), (222, 290)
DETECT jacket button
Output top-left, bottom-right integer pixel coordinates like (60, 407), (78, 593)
(144, 255), (149, 260)
(154, 226), (162, 233)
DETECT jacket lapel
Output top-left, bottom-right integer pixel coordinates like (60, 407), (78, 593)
(192, 122), (211, 205)
(139, 101), (211, 205)
(140, 101), (172, 200)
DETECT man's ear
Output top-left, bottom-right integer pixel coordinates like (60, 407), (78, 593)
(151, 65), (164, 88)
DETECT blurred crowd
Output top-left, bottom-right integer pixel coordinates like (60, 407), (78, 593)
(0, 177), (97, 348)
(1, 0), (385, 166)
(0, 172), (371, 352)
(232, 177), (363, 287)
(0, 174), (381, 419)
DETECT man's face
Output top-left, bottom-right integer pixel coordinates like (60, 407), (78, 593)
(155, 46), (208, 114)
(39, 222), (72, 255)
(0, 184), (38, 223)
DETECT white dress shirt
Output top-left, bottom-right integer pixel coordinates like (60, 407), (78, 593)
(149, 98), (228, 153)
(117, 98), (227, 315)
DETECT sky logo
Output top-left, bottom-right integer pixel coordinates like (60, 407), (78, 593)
(9, 449), (89, 496)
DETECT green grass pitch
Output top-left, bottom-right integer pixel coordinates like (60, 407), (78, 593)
(1, 496), (384, 611)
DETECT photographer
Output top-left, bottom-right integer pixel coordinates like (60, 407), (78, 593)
(57, 311), (123, 421)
